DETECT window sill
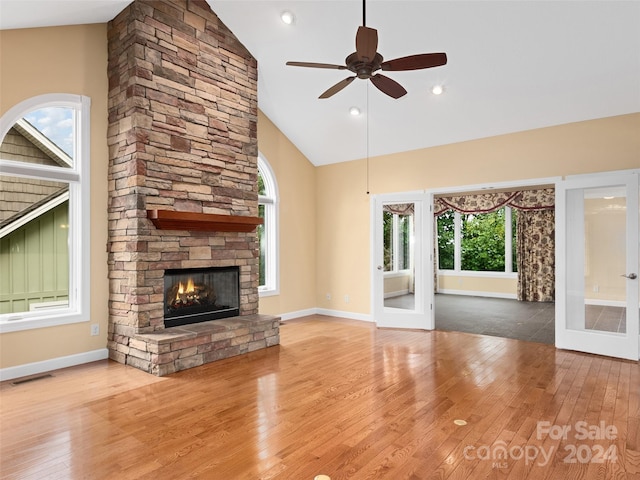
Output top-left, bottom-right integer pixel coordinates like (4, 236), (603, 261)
(438, 270), (517, 279)
(0, 310), (87, 333)
(258, 287), (279, 298)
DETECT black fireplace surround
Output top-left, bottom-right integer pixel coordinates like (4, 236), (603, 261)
(163, 266), (240, 328)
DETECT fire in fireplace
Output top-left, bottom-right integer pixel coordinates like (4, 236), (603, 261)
(164, 266), (240, 328)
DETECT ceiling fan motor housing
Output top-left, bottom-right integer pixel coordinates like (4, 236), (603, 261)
(346, 52), (383, 79)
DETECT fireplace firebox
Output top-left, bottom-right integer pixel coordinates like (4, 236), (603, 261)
(164, 266), (240, 328)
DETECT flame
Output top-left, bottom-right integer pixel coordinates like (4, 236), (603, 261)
(175, 278), (196, 301)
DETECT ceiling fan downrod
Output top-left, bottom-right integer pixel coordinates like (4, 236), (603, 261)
(362, 0), (366, 27)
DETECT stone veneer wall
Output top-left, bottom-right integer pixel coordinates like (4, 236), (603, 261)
(106, 0), (261, 372)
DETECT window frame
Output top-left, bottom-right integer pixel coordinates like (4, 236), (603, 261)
(257, 153), (279, 297)
(437, 206), (517, 279)
(0, 94), (91, 332)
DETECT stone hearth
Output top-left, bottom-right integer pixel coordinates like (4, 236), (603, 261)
(131, 315), (280, 376)
(106, 0), (277, 376)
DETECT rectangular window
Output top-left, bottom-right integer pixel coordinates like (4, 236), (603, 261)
(461, 209), (506, 272)
(437, 211), (455, 270)
(0, 179), (70, 314)
(437, 207), (517, 274)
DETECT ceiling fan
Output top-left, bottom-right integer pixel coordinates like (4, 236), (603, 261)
(286, 0), (447, 99)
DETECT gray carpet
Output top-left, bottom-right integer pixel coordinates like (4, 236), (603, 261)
(435, 294), (556, 344)
(386, 294), (626, 345)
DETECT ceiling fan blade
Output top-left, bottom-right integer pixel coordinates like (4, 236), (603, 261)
(356, 26), (378, 62)
(319, 76), (356, 99)
(286, 61), (347, 70)
(369, 74), (407, 99)
(381, 53), (447, 71)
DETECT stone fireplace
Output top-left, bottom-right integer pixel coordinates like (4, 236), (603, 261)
(106, 0), (279, 376)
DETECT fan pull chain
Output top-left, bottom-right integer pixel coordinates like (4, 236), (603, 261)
(366, 82), (370, 195)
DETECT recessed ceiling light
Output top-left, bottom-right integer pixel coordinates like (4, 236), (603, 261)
(280, 11), (295, 25)
(349, 106), (361, 116)
(431, 85), (444, 95)
(604, 196), (615, 200)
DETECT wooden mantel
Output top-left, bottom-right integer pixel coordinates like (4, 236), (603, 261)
(147, 210), (263, 232)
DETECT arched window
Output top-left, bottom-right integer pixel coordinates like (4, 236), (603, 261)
(0, 94), (91, 332)
(258, 154), (279, 296)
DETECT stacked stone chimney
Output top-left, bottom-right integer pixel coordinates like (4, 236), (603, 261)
(106, 0), (262, 372)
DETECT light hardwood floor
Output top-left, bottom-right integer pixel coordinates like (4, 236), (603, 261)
(1, 315), (639, 479)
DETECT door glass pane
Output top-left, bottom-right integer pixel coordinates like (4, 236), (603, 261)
(383, 203), (415, 310)
(567, 185), (627, 333)
(383, 211), (394, 272)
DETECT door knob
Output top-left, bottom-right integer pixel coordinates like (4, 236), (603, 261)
(377, 265), (383, 270)
(621, 273), (638, 280)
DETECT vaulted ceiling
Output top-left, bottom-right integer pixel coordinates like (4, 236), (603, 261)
(1, 0), (639, 166)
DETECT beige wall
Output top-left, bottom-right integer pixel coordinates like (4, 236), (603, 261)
(257, 111), (317, 316)
(316, 159), (372, 312)
(585, 197), (627, 302)
(316, 113), (640, 315)
(0, 25), (109, 369)
(384, 273), (411, 295)
(438, 275), (517, 296)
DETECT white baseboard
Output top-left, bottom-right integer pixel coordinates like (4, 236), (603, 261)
(279, 308), (318, 321)
(384, 289), (410, 299)
(437, 289), (517, 300)
(0, 348), (109, 382)
(278, 307), (373, 323)
(315, 308), (373, 322)
(584, 299), (626, 307)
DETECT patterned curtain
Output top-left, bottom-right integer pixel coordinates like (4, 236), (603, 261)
(517, 209), (555, 302)
(434, 192), (518, 215)
(434, 188), (555, 302)
(434, 188), (554, 216)
(384, 203), (415, 215)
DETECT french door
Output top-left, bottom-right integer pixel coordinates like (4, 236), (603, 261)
(371, 192), (434, 329)
(556, 172), (639, 360)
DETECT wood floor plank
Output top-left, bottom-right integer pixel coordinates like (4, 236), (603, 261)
(1, 315), (637, 480)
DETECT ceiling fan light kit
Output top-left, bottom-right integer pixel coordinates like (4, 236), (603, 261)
(286, 0), (447, 99)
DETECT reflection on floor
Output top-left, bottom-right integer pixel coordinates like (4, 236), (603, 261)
(384, 293), (415, 309)
(384, 293), (628, 345)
